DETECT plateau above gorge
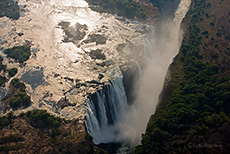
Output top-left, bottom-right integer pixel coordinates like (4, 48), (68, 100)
(0, 0), (157, 122)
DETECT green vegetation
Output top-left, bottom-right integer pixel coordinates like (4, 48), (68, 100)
(9, 79), (30, 109)
(0, 109), (94, 153)
(0, 54), (30, 109)
(0, 0), (20, 20)
(0, 56), (6, 72)
(0, 109), (61, 135)
(148, 0), (180, 13)
(8, 68), (18, 77)
(0, 112), (15, 129)
(0, 134), (24, 144)
(0, 56), (7, 86)
(26, 109), (61, 128)
(89, 49), (106, 60)
(9, 91), (30, 109)
(136, 0), (230, 153)
(86, 0), (148, 19)
(10, 78), (26, 90)
(149, 0), (166, 5)
(2, 79), (30, 110)
(4, 46), (31, 63)
(0, 64), (6, 72)
(0, 143), (25, 152)
(0, 76), (6, 87)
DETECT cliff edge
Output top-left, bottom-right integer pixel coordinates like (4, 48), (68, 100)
(136, 0), (230, 153)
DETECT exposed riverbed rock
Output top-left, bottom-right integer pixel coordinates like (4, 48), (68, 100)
(0, 0), (155, 120)
(0, 2), (159, 153)
(0, 0), (162, 153)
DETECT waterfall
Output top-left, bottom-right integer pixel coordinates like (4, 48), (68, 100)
(85, 0), (191, 148)
(115, 0), (191, 147)
(135, 61), (142, 76)
(85, 75), (127, 144)
(143, 27), (155, 57)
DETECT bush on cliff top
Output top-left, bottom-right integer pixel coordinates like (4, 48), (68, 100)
(5, 46), (31, 63)
(0, 0), (20, 20)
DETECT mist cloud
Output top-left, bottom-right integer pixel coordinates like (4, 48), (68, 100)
(115, 0), (191, 148)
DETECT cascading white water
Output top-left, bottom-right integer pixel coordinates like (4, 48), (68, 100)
(85, 0), (191, 148)
(135, 61), (142, 76)
(85, 75), (127, 144)
(115, 0), (191, 148)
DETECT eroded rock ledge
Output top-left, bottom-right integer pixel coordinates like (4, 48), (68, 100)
(0, 0), (157, 124)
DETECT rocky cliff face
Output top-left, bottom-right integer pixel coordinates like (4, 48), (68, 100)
(137, 0), (230, 153)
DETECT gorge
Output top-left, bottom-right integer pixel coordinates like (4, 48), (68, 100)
(1, 0), (230, 153)
(85, 0), (191, 149)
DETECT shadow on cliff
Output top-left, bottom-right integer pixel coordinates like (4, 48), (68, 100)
(116, 0), (190, 149)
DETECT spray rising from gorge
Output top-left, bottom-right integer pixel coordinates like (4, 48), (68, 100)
(116, 0), (191, 147)
(85, 0), (191, 148)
